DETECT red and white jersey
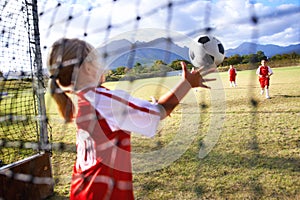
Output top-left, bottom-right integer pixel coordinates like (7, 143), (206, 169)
(70, 86), (162, 200)
(82, 87), (161, 137)
(256, 65), (273, 77)
(228, 68), (236, 76)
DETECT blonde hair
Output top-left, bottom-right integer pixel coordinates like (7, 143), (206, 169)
(47, 38), (95, 122)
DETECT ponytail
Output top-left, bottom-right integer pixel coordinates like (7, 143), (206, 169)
(49, 77), (75, 123)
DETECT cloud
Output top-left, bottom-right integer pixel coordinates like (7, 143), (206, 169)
(38, 0), (300, 52)
(204, 0), (300, 48)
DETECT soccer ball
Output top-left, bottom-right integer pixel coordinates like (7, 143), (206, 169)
(189, 35), (225, 68)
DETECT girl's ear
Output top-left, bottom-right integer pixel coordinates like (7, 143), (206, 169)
(80, 62), (100, 76)
(79, 62), (91, 75)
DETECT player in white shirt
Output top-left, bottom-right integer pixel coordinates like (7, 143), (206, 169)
(256, 60), (273, 99)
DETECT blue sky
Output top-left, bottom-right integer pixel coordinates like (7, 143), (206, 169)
(256, 0), (299, 7)
(1, 0), (298, 72)
(38, 0), (300, 57)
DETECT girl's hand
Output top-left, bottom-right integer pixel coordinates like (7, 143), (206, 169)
(157, 62), (216, 118)
(181, 61), (216, 88)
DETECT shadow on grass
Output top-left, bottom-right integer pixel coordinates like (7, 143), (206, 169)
(195, 152), (300, 199)
(46, 192), (69, 200)
(205, 152), (300, 172)
(274, 94), (300, 98)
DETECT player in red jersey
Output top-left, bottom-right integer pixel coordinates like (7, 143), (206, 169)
(228, 65), (237, 87)
(256, 59), (273, 99)
(47, 38), (216, 200)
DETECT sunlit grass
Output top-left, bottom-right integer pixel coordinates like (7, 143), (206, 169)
(46, 66), (300, 199)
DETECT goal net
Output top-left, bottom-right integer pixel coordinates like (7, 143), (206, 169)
(0, 0), (52, 199)
(1, 0), (299, 199)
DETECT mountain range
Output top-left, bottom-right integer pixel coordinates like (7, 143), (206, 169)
(98, 38), (300, 69)
(98, 38), (189, 69)
(225, 42), (300, 58)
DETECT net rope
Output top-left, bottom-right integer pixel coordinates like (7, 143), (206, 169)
(0, 0), (299, 198)
(0, 0), (46, 167)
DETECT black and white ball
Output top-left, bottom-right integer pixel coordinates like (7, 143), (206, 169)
(189, 35), (225, 68)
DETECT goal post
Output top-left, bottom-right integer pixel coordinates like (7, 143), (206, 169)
(31, 0), (49, 151)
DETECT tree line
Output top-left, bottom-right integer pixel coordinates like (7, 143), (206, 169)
(222, 51), (300, 66)
(106, 51), (300, 81)
(0, 51), (299, 81)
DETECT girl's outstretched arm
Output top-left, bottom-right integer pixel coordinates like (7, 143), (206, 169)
(158, 61), (216, 118)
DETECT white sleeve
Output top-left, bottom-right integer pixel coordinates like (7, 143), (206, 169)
(84, 88), (162, 138)
(256, 66), (261, 75)
(268, 66), (273, 74)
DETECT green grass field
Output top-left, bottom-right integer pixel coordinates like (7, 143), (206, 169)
(47, 66), (300, 200)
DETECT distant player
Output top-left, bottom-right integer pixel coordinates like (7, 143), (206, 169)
(256, 59), (273, 99)
(228, 65), (237, 87)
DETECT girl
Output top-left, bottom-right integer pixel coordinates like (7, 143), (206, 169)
(228, 65), (237, 87)
(256, 59), (273, 99)
(47, 38), (215, 200)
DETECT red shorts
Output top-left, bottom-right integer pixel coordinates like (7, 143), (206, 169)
(229, 75), (236, 82)
(259, 77), (270, 88)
